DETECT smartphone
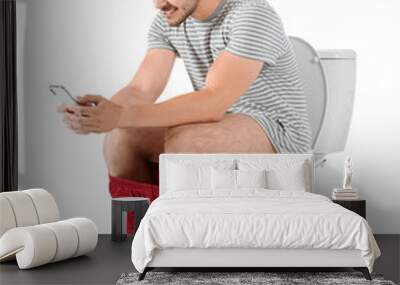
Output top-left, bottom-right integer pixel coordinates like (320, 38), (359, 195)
(49, 85), (79, 105)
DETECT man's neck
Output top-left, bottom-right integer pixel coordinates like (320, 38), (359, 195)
(191, 0), (223, 21)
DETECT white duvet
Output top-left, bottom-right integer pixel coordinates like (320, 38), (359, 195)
(131, 190), (380, 273)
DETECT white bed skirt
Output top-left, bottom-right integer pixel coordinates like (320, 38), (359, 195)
(148, 248), (366, 268)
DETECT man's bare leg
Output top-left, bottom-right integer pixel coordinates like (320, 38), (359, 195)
(103, 89), (165, 184)
(103, 127), (165, 184)
(104, 112), (277, 184)
(164, 113), (278, 153)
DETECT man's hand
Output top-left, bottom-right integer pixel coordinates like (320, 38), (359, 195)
(57, 95), (123, 134)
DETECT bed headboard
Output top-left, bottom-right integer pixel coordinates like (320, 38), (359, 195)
(159, 153), (315, 195)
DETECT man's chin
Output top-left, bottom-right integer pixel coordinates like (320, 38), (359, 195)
(166, 16), (187, 27)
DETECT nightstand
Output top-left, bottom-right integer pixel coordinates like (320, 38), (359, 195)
(332, 199), (366, 219)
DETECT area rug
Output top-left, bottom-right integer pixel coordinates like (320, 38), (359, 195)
(116, 271), (396, 285)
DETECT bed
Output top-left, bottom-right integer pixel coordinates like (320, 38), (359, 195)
(131, 154), (381, 281)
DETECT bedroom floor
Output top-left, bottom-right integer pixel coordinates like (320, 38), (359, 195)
(0, 235), (398, 285)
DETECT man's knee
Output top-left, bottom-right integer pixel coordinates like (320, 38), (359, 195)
(103, 129), (138, 171)
(103, 127), (165, 173)
(104, 129), (134, 155)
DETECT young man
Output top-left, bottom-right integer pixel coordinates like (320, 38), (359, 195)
(58, 0), (312, 206)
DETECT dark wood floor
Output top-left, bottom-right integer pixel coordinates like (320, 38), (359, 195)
(0, 235), (398, 285)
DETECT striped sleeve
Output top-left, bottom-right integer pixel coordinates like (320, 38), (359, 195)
(225, 3), (287, 66)
(147, 12), (177, 54)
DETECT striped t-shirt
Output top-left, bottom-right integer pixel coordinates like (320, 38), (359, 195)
(147, 0), (312, 153)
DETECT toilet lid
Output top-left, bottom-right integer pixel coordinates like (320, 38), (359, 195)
(289, 36), (327, 151)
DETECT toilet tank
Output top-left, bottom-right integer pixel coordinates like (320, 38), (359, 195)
(314, 50), (357, 154)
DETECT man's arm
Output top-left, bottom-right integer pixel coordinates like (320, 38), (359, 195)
(116, 51), (264, 128)
(68, 51), (263, 133)
(110, 48), (176, 106)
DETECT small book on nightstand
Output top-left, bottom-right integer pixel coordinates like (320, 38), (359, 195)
(331, 187), (359, 200)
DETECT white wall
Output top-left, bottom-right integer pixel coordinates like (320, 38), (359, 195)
(17, 0), (400, 234)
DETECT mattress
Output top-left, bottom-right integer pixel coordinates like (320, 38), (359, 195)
(131, 190), (380, 273)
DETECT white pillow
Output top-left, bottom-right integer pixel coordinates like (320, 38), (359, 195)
(166, 159), (236, 192)
(211, 168), (236, 190)
(211, 169), (268, 190)
(167, 162), (211, 191)
(238, 159), (310, 192)
(236, 169), (268, 189)
(266, 168), (307, 191)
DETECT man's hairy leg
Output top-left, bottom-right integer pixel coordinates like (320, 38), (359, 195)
(164, 113), (278, 153)
(103, 127), (165, 183)
(104, 112), (276, 183)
